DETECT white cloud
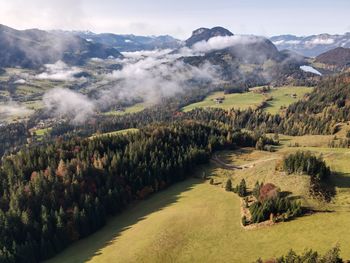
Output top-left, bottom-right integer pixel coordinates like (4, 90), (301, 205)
(0, 102), (33, 119)
(43, 88), (95, 123)
(306, 38), (335, 45)
(274, 40), (301, 45)
(36, 61), (82, 81)
(273, 40), (285, 45)
(99, 50), (218, 106)
(189, 35), (264, 53)
(121, 49), (173, 59)
(41, 48), (219, 123)
(285, 40), (301, 44)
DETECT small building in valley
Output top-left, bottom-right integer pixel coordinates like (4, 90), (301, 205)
(213, 96), (225, 104)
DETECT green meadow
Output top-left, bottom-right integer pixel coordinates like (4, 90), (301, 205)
(265, 86), (313, 114)
(102, 103), (147, 116)
(182, 86), (313, 114)
(182, 91), (265, 112)
(48, 131), (350, 263)
(89, 128), (139, 139)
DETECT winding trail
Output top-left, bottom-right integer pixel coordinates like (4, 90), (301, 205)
(211, 154), (278, 170)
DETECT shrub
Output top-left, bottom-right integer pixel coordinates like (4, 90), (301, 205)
(241, 216), (248, 226)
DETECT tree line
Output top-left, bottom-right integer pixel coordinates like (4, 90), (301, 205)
(283, 151), (331, 181)
(255, 246), (343, 263)
(282, 151), (334, 200)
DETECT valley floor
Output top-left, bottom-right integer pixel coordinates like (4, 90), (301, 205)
(48, 133), (350, 263)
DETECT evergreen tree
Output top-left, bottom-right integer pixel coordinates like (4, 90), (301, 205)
(238, 179), (247, 197)
(225, 179), (232, 192)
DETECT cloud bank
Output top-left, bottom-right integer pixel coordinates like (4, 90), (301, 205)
(190, 35), (264, 53)
(41, 48), (219, 123)
(41, 34), (273, 123)
(36, 61), (82, 81)
(43, 88), (95, 123)
(0, 102), (33, 120)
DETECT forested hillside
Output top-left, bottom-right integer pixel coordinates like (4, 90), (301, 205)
(183, 73), (350, 136)
(0, 121), (268, 262)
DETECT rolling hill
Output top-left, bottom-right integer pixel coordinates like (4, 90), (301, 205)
(315, 47), (350, 69)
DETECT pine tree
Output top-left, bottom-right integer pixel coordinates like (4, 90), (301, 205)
(238, 179), (247, 197)
(225, 179), (232, 191)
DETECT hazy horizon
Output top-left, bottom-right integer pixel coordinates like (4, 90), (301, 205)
(0, 0), (349, 39)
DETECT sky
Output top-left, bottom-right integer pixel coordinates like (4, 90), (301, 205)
(0, 0), (349, 39)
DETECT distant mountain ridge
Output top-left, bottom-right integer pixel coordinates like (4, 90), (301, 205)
(270, 33), (350, 57)
(315, 47), (350, 68)
(0, 24), (123, 68)
(75, 31), (182, 52)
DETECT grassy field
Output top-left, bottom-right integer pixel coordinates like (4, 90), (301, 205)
(90, 128), (139, 139)
(182, 91), (265, 112)
(48, 133), (350, 262)
(34, 127), (52, 137)
(47, 178), (350, 263)
(103, 103), (147, 116)
(265, 87), (313, 114)
(181, 87), (313, 114)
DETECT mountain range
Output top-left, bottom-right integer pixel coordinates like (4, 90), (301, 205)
(270, 33), (350, 57)
(1, 24), (349, 87)
(0, 24), (122, 69)
(75, 31), (182, 52)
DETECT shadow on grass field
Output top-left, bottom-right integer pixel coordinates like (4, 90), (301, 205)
(47, 179), (203, 263)
(48, 147), (350, 262)
(332, 172), (350, 189)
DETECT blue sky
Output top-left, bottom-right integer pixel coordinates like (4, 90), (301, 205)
(0, 0), (349, 38)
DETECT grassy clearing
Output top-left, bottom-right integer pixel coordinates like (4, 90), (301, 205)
(49, 139), (350, 263)
(15, 85), (46, 95)
(23, 100), (44, 110)
(103, 103), (147, 116)
(90, 128), (139, 139)
(34, 127), (52, 137)
(277, 134), (334, 148)
(181, 91), (265, 112)
(181, 87), (313, 114)
(265, 87), (313, 114)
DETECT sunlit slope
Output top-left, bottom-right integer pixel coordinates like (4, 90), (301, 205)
(182, 87), (313, 114)
(49, 135), (350, 262)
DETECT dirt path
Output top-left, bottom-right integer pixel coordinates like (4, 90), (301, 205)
(211, 154), (278, 170)
(238, 157), (279, 168)
(211, 154), (242, 170)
